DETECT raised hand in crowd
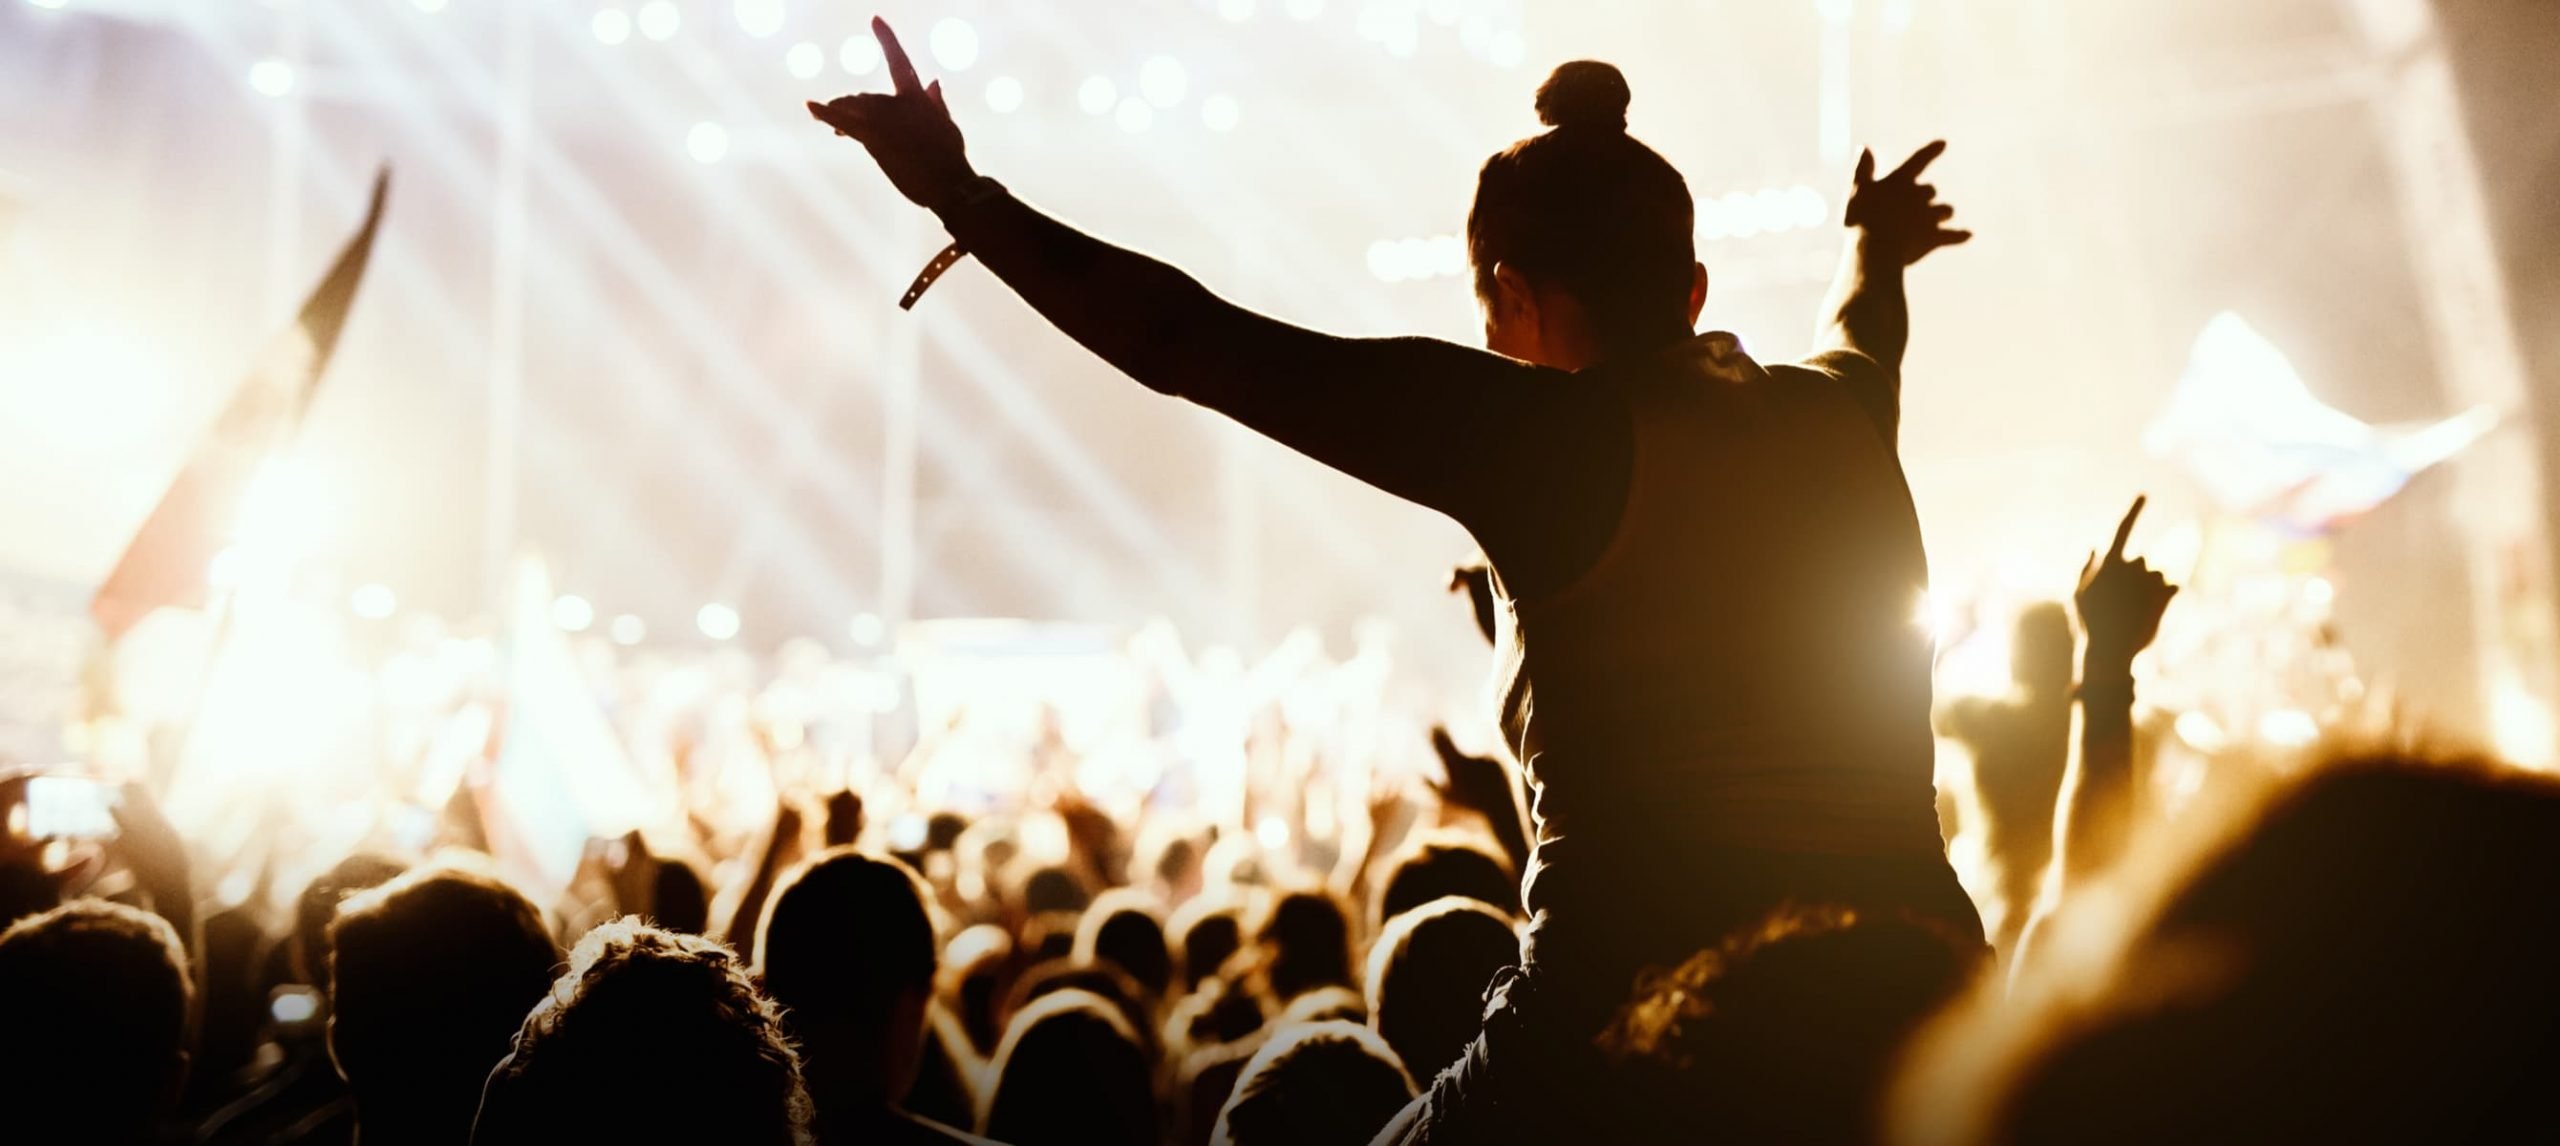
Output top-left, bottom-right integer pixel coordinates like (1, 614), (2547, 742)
(1844, 141), (1972, 269)
(1429, 726), (1529, 876)
(108, 781), (197, 966)
(1817, 139), (1970, 439)
(719, 798), (807, 960)
(2056, 495), (2179, 889)
(808, 18), (977, 211)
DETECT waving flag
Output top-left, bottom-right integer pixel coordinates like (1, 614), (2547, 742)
(2145, 311), (2497, 536)
(90, 168), (390, 640)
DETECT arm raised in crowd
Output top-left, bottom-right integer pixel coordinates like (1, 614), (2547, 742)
(2054, 496), (2178, 888)
(807, 19), (1615, 577)
(1811, 141), (1970, 442)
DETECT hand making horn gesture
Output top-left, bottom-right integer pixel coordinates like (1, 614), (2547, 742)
(1845, 140), (1971, 267)
(807, 17), (980, 210)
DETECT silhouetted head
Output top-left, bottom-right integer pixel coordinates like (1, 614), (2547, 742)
(1603, 904), (1978, 1142)
(0, 899), (192, 1145)
(2011, 601), (2075, 694)
(328, 866), (561, 1146)
(1139, 826), (1205, 904)
(1213, 1021), (1417, 1146)
(1169, 892), (1245, 992)
(1257, 888), (1357, 1004)
(981, 989), (1156, 1146)
(1282, 984), (1367, 1027)
(1367, 897), (1519, 1085)
(649, 858), (710, 935)
(0, 859), (57, 927)
(1020, 863), (1092, 917)
(1471, 60), (1702, 370)
(1076, 888), (1173, 999)
(1923, 754), (2560, 1143)
(756, 848), (939, 1113)
(1377, 837), (1518, 926)
(472, 919), (809, 1144)
(1021, 908), (1084, 964)
(1004, 957), (1155, 1061)
(941, 922), (1013, 1056)
(294, 852), (408, 983)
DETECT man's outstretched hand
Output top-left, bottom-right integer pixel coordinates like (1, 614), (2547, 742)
(1845, 141), (1970, 268)
(808, 18), (977, 210)
(2076, 495), (2179, 667)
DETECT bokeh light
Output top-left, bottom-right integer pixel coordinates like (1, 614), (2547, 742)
(840, 32), (882, 75)
(985, 75), (1025, 114)
(1078, 75), (1118, 115)
(1201, 94), (1240, 132)
(929, 17), (980, 72)
(591, 8), (633, 45)
(1139, 55), (1188, 108)
(687, 121), (729, 164)
(637, 0), (681, 42)
(247, 58), (295, 98)
(784, 41), (825, 79)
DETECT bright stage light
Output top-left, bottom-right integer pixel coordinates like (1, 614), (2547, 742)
(687, 121), (729, 164)
(785, 41), (824, 79)
(2174, 711), (2228, 753)
(551, 594), (596, 632)
(27, 0), (70, 10)
(350, 583), (398, 620)
(1367, 240), (1402, 283)
(848, 612), (885, 646)
(2257, 708), (2319, 748)
(1218, 0), (1257, 21)
(929, 17), (979, 72)
(1201, 94), (1240, 132)
(411, 0), (447, 12)
(1367, 233), (1464, 283)
(840, 33), (881, 75)
(637, 0), (681, 42)
(733, 0), (785, 39)
(2493, 678), (2556, 768)
(1817, 0), (1854, 26)
(697, 603), (742, 641)
(1287, 0), (1325, 17)
(1719, 190), (1761, 237)
(1139, 55), (1188, 108)
(1256, 814), (1289, 850)
(592, 8), (632, 45)
(1115, 97), (1153, 133)
(207, 547), (244, 590)
(985, 75), (1024, 114)
(1788, 184), (1828, 228)
(1078, 75), (1118, 115)
(1424, 0), (1460, 25)
(235, 458), (334, 559)
(1487, 30), (1526, 68)
(1755, 187), (1791, 229)
(610, 614), (647, 646)
(248, 58), (296, 98)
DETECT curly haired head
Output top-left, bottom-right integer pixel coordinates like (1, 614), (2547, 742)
(471, 918), (811, 1144)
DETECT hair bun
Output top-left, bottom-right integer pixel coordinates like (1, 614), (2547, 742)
(1535, 60), (1631, 131)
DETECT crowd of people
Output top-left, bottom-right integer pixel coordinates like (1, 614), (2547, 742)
(8, 16), (2560, 1144)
